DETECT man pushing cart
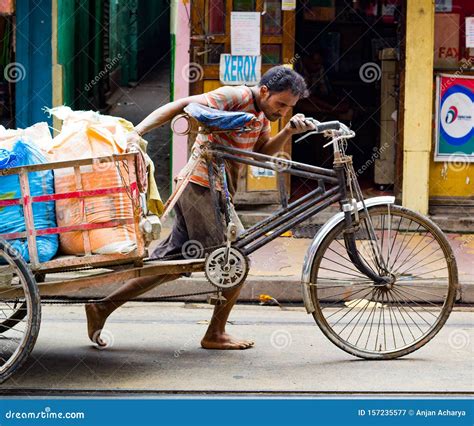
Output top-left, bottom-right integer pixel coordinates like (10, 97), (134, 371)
(86, 66), (317, 350)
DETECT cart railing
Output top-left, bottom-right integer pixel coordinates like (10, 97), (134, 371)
(0, 153), (146, 272)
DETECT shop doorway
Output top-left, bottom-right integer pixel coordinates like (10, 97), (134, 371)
(189, 0), (296, 206)
(292, 0), (401, 200)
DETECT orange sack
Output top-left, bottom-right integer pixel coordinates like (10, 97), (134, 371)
(47, 108), (138, 255)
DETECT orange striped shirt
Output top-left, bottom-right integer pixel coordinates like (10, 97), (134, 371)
(178, 85), (271, 197)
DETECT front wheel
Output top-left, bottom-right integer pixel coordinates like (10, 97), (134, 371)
(309, 205), (458, 360)
(0, 239), (41, 382)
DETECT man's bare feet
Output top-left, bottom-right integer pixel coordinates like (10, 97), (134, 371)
(201, 332), (255, 350)
(85, 303), (109, 347)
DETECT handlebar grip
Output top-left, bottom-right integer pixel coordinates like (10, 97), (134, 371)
(290, 119), (341, 132)
(314, 121), (341, 132)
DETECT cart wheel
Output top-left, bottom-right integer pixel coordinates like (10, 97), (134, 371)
(0, 239), (41, 383)
(308, 205), (458, 360)
(0, 274), (44, 335)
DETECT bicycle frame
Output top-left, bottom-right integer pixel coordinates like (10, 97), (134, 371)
(164, 118), (390, 284)
(208, 144), (390, 284)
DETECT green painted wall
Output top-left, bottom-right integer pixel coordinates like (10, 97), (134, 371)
(57, 0), (105, 110)
(56, 0), (171, 108)
(57, 0), (75, 107)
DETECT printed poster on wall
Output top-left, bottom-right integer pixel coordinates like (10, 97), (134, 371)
(434, 74), (474, 162)
(231, 12), (260, 56)
(466, 17), (474, 48)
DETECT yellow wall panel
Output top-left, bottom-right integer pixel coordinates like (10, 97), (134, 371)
(246, 120), (280, 191)
(429, 163), (473, 197)
(203, 80), (221, 92)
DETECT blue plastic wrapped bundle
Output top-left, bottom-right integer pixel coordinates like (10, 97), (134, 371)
(183, 103), (256, 129)
(0, 140), (58, 263)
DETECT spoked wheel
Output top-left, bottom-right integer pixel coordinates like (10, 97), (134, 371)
(0, 239), (41, 382)
(309, 204), (458, 360)
(0, 275), (43, 335)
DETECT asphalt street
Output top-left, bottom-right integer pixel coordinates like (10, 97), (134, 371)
(1, 302), (472, 396)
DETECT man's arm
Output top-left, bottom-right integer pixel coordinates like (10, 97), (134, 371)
(255, 113), (316, 156)
(134, 94), (208, 136)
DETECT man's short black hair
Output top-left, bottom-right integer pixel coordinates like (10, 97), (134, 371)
(258, 65), (309, 98)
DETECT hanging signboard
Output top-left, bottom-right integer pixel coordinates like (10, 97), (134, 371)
(282, 0), (296, 11)
(219, 54), (261, 85)
(434, 74), (474, 162)
(231, 12), (261, 56)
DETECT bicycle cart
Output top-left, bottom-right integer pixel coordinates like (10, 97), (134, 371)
(0, 105), (458, 383)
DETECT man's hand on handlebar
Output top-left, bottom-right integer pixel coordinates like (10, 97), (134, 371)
(285, 113), (317, 135)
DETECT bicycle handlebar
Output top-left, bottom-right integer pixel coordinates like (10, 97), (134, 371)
(293, 119), (354, 145)
(290, 118), (341, 133)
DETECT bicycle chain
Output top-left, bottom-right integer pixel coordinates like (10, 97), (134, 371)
(24, 244), (229, 305)
(33, 289), (218, 305)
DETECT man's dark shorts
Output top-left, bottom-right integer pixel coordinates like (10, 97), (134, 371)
(151, 182), (244, 261)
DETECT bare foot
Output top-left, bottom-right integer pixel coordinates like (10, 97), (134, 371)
(85, 303), (109, 347)
(201, 332), (255, 350)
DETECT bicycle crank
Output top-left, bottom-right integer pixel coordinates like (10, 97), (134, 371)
(204, 247), (249, 290)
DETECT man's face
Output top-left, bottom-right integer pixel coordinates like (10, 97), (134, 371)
(258, 86), (299, 122)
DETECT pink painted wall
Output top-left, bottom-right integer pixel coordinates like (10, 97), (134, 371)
(171, 0), (191, 186)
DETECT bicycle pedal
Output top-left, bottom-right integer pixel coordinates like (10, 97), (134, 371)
(207, 294), (227, 305)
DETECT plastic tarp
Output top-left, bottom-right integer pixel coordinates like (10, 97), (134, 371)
(0, 138), (58, 262)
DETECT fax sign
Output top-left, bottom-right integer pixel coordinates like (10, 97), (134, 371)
(220, 54), (261, 85)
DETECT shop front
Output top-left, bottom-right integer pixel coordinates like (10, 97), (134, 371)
(172, 0), (402, 207)
(429, 0), (474, 230)
(170, 0), (472, 229)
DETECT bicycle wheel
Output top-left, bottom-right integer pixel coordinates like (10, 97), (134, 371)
(0, 239), (41, 382)
(309, 204), (458, 360)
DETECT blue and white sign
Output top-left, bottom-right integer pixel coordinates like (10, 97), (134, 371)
(219, 54), (261, 85)
(435, 74), (474, 161)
